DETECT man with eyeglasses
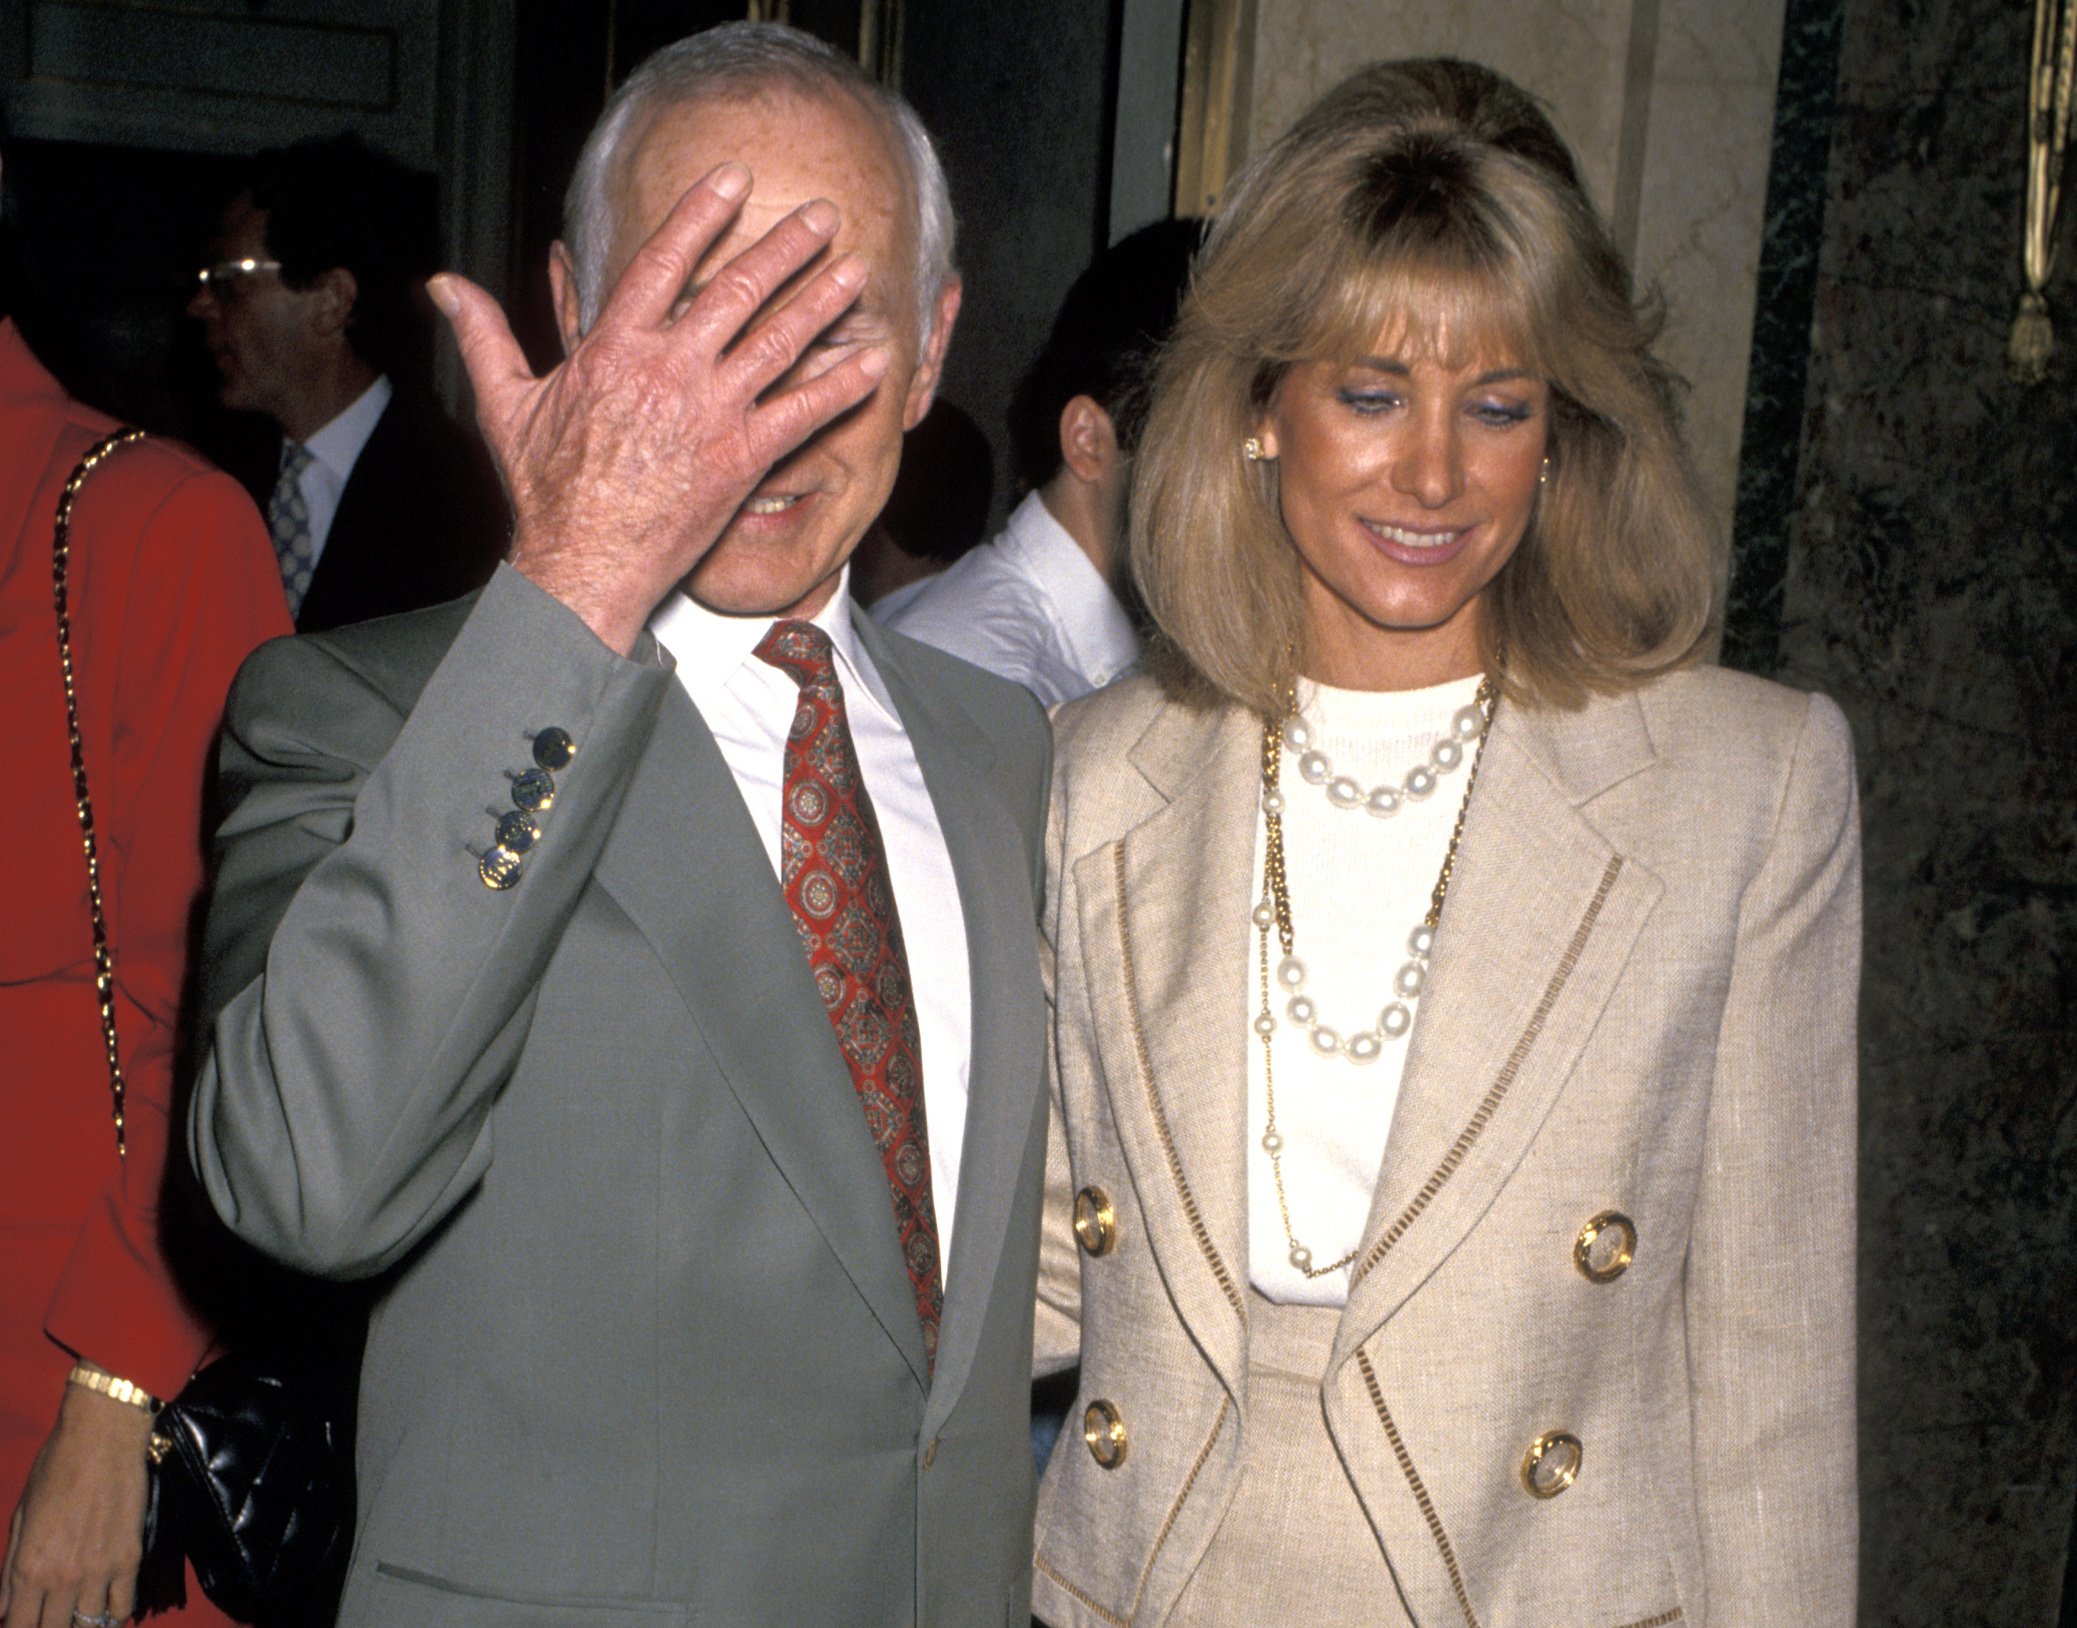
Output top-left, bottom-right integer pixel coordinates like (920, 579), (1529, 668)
(188, 133), (508, 632)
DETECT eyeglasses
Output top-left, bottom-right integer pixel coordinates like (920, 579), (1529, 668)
(193, 257), (283, 295)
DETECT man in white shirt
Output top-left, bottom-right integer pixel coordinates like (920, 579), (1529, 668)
(188, 24), (1052, 1628)
(188, 134), (507, 631)
(882, 217), (1201, 704)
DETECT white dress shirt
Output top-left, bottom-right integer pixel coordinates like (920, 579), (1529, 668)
(879, 490), (1138, 705)
(649, 569), (975, 1276)
(1247, 673), (1484, 1307)
(290, 373), (391, 565)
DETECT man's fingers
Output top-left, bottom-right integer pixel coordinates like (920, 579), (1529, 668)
(723, 252), (868, 394)
(669, 198), (842, 354)
(749, 344), (890, 465)
(605, 163), (756, 329)
(428, 274), (538, 433)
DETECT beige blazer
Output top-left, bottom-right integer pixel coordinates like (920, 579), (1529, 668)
(1031, 666), (1859, 1628)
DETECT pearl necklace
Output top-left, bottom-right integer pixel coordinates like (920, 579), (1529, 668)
(1254, 673), (1496, 1277)
(1283, 698), (1487, 815)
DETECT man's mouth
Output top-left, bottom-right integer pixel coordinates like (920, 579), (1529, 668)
(742, 494), (804, 517)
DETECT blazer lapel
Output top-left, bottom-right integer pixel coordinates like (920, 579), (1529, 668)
(1073, 700), (1258, 1402)
(1, 330), (75, 576)
(1333, 694), (1665, 1365)
(856, 616), (1049, 1432)
(592, 687), (930, 1385)
(1, 415), (66, 583)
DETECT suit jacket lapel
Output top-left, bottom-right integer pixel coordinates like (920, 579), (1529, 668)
(1073, 700), (1257, 1402)
(592, 685), (931, 1385)
(1, 327), (76, 571)
(855, 615), (1048, 1433)
(1333, 694), (1665, 1367)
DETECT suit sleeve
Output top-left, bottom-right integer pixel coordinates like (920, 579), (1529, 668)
(1687, 693), (1860, 1621)
(189, 565), (671, 1280)
(1033, 715), (1084, 1375)
(43, 464), (289, 1401)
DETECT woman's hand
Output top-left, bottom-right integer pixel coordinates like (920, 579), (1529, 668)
(0, 1384), (152, 1628)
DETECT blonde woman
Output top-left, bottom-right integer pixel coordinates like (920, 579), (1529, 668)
(1032, 59), (1858, 1628)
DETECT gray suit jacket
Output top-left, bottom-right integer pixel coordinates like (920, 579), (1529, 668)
(1030, 668), (1859, 1627)
(190, 566), (1052, 1627)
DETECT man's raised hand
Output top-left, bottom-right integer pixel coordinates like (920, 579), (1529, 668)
(431, 163), (888, 654)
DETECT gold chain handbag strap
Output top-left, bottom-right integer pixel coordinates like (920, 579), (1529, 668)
(51, 426), (149, 1157)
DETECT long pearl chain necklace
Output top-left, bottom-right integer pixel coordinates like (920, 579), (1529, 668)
(1253, 672), (1496, 1277)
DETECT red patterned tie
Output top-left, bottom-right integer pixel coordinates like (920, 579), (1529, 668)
(754, 619), (943, 1370)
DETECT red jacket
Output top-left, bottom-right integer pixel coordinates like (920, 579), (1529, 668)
(1, 318), (289, 1614)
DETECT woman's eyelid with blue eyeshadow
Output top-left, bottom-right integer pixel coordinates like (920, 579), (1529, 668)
(1471, 397), (1536, 426)
(1333, 386), (1534, 425)
(1336, 386), (1403, 415)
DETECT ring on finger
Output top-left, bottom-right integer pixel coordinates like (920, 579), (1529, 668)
(71, 1612), (122, 1627)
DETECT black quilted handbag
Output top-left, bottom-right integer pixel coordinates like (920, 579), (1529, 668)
(133, 1350), (355, 1620)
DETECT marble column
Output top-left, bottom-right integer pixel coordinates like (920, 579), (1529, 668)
(1761, 0), (2077, 1618)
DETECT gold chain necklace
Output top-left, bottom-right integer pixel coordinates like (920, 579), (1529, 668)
(1253, 671), (1497, 1277)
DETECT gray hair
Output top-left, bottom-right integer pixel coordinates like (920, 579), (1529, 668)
(563, 22), (956, 339)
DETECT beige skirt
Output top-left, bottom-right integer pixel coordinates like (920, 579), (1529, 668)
(1168, 1291), (1416, 1627)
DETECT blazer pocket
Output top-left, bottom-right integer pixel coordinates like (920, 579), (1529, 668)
(372, 1562), (693, 1626)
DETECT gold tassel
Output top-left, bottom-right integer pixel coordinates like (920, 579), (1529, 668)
(2012, 0), (2073, 384)
(2009, 290), (2055, 383)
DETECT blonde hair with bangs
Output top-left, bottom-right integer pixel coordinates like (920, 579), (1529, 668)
(1132, 58), (1719, 716)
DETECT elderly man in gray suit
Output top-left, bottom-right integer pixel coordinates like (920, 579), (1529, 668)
(188, 23), (1050, 1628)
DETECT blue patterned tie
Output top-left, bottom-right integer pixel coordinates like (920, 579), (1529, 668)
(268, 441), (317, 617)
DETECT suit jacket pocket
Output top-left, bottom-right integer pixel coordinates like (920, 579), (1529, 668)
(371, 1562), (693, 1626)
